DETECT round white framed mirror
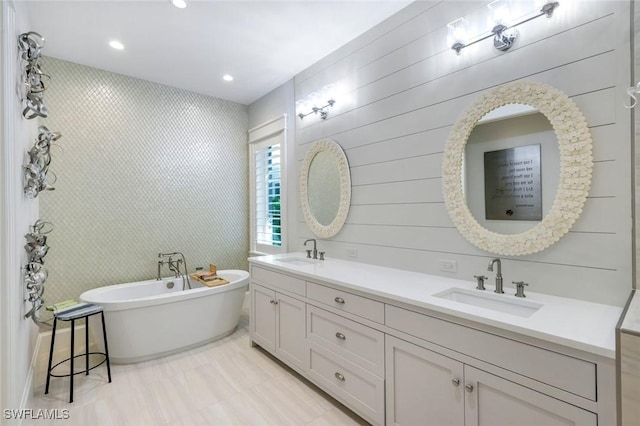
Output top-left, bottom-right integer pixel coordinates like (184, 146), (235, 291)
(300, 138), (351, 238)
(442, 80), (593, 256)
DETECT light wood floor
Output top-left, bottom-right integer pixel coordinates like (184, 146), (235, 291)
(27, 299), (369, 426)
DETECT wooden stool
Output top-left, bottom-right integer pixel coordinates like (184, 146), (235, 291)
(44, 304), (112, 402)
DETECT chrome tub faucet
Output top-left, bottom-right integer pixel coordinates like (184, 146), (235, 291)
(157, 252), (192, 289)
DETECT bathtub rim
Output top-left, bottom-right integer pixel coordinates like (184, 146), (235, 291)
(80, 269), (249, 312)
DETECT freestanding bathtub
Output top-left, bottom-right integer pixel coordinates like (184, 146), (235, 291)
(80, 270), (249, 364)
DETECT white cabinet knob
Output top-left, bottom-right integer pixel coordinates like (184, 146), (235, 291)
(465, 384), (474, 393)
(451, 378), (460, 387)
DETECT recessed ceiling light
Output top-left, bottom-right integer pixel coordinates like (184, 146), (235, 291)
(223, 74), (234, 82)
(171, 0), (187, 9)
(109, 40), (124, 50)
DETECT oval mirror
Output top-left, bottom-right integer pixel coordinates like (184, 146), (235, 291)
(442, 81), (593, 256)
(300, 138), (351, 238)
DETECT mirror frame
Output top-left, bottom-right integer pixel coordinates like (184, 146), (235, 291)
(442, 80), (593, 256)
(300, 138), (351, 238)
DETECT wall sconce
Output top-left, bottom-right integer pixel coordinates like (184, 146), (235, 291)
(448, 0), (559, 55)
(297, 84), (337, 120)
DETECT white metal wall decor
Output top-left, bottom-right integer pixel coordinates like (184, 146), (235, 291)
(18, 31), (49, 119)
(24, 220), (53, 325)
(24, 125), (61, 198)
(626, 82), (640, 109)
(19, 31), (60, 328)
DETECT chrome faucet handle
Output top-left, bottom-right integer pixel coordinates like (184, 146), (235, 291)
(474, 275), (487, 290)
(513, 281), (529, 298)
(319, 251), (325, 261)
(306, 250), (312, 258)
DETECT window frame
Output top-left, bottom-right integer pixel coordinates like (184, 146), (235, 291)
(249, 115), (287, 256)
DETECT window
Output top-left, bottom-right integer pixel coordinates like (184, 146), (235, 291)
(255, 143), (281, 247)
(249, 115), (286, 255)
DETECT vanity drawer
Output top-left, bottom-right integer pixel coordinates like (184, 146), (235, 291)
(307, 305), (384, 377)
(306, 282), (384, 324)
(308, 342), (385, 426)
(385, 305), (597, 401)
(250, 266), (305, 296)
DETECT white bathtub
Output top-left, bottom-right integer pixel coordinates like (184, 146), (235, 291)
(80, 270), (249, 364)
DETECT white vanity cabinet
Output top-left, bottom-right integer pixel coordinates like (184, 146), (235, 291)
(306, 294), (386, 425)
(250, 267), (307, 371)
(248, 259), (617, 426)
(386, 336), (597, 426)
(385, 306), (600, 426)
(386, 335), (464, 426)
(464, 367), (596, 426)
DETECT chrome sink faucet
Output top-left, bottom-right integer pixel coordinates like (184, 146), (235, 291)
(304, 238), (318, 259)
(487, 258), (504, 294)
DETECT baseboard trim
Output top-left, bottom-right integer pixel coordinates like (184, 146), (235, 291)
(20, 325), (87, 418)
(17, 331), (42, 425)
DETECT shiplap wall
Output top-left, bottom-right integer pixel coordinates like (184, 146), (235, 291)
(293, 1), (632, 306)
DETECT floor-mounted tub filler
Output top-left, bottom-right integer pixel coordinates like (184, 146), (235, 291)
(80, 270), (249, 363)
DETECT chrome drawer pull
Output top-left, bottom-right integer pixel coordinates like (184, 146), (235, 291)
(334, 372), (345, 381)
(334, 297), (345, 304)
(451, 378), (460, 387)
(335, 332), (346, 340)
(465, 384), (474, 393)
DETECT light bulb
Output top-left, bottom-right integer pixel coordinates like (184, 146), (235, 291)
(447, 18), (468, 52)
(487, 0), (512, 27)
(109, 40), (124, 50)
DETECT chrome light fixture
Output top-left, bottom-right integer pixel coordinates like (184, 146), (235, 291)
(449, 0), (559, 55)
(297, 84), (337, 120)
(488, 0), (517, 51)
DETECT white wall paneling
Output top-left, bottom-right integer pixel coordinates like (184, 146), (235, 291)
(293, 1), (632, 306)
(1, 0), (40, 418)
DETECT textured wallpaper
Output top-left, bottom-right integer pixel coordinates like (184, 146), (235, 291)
(39, 57), (249, 304)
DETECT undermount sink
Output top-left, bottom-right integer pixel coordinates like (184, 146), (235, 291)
(275, 257), (319, 266)
(434, 287), (542, 318)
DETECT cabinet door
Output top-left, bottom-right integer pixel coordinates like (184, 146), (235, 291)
(250, 283), (276, 351)
(275, 292), (307, 370)
(386, 336), (464, 426)
(464, 366), (597, 426)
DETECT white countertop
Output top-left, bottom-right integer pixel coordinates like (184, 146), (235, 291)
(249, 253), (623, 359)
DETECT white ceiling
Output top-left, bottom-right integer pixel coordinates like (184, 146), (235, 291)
(23, 0), (412, 105)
